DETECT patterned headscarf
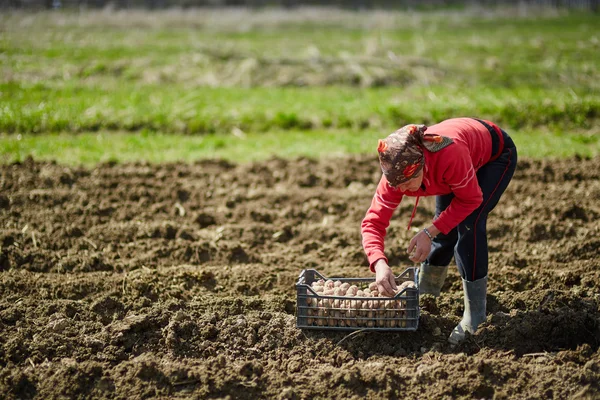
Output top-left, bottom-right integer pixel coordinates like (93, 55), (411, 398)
(378, 124), (454, 187)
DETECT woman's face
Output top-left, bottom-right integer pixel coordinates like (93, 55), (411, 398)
(397, 169), (424, 192)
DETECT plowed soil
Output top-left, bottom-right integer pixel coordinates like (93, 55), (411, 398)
(1, 155), (599, 399)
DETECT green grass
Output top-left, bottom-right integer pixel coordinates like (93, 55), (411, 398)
(1, 83), (598, 134)
(1, 9), (599, 162)
(2, 11), (599, 135)
(2, 128), (598, 166)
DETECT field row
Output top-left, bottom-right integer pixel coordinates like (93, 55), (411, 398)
(2, 126), (599, 165)
(2, 83), (598, 134)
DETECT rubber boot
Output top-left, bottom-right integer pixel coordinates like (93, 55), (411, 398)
(448, 276), (488, 345)
(418, 263), (448, 297)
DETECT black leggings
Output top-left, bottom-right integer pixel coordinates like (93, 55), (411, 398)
(426, 132), (517, 281)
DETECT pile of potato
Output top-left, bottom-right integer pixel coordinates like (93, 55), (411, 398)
(304, 279), (416, 328)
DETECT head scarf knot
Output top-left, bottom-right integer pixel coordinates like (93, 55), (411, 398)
(377, 124), (454, 187)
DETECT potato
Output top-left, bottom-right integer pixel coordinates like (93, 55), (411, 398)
(395, 299), (402, 310)
(356, 302), (364, 319)
(369, 282), (378, 291)
(398, 306), (406, 328)
(317, 308), (325, 326)
(377, 307), (386, 324)
(386, 309), (396, 328)
(347, 306), (356, 318)
(396, 280), (416, 293)
(362, 300), (369, 311)
(318, 300), (326, 315)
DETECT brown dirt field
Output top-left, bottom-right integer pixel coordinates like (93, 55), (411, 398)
(1, 155), (599, 399)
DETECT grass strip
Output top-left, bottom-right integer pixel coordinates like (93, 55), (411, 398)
(2, 128), (598, 166)
(1, 84), (598, 134)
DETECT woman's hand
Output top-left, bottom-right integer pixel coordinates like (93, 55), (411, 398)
(374, 259), (398, 297)
(407, 226), (438, 263)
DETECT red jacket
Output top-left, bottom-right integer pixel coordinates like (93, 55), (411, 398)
(361, 118), (500, 271)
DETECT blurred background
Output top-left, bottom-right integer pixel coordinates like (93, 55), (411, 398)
(2, 0), (599, 11)
(1, 1), (599, 164)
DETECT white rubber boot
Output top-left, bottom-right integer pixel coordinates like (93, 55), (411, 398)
(448, 276), (487, 345)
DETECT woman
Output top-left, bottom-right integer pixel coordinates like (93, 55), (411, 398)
(361, 118), (517, 344)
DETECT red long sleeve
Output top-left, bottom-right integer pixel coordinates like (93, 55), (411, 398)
(361, 175), (404, 272)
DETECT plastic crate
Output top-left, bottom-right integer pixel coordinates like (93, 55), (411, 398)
(296, 268), (420, 331)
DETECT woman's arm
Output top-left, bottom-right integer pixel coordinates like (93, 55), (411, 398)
(361, 175), (404, 272)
